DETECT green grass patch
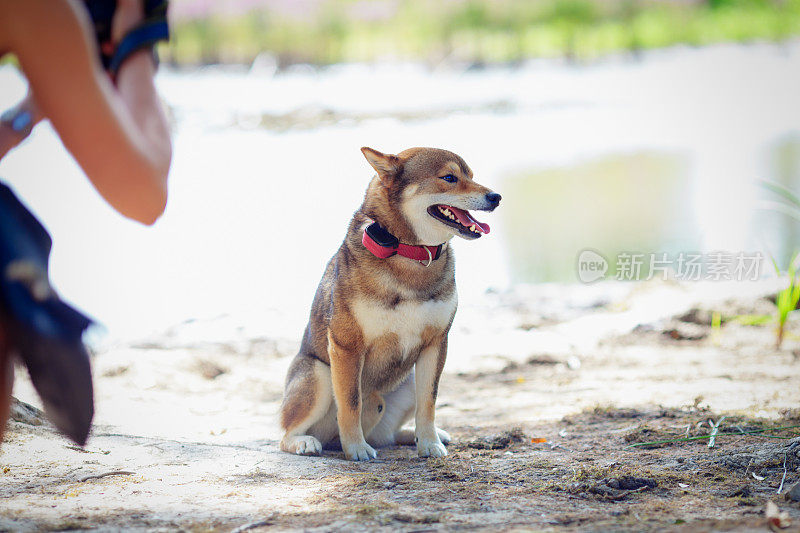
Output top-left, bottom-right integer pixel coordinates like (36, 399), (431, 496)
(162, 0), (800, 65)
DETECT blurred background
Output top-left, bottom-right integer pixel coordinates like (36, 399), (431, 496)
(164, 0), (800, 64)
(1, 0), (799, 340)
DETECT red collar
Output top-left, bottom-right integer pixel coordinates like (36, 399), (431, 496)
(362, 221), (444, 266)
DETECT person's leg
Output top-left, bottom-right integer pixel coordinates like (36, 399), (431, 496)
(0, 320), (14, 442)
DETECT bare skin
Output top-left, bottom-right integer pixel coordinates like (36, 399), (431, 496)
(0, 0), (171, 225)
(0, 321), (11, 443)
(0, 0), (172, 442)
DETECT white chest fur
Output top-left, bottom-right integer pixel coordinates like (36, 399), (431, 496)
(351, 293), (457, 355)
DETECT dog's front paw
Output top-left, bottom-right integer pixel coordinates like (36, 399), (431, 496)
(343, 440), (377, 461)
(417, 437), (448, 458)
(437, 428), (451, 445)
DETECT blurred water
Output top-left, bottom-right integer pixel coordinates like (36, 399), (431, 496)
(503, 151), (694, 282)
(1, 41), (799, 341)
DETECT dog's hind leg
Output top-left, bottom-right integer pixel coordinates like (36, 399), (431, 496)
(280, 355), (333, 456)
(367, 371), (452, 448)
(319, 391), (385, 451)
(379, 370), (451, 448)
(394, 427), (451, 446)
(366, 371), (417, 448)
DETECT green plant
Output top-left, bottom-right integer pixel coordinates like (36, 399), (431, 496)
(731, 314), (773, 326)
(761, 180), (800, 222)
(773, 252), (800, 349)
(761, 180), (800, 348)
(711, 311), (722, 345)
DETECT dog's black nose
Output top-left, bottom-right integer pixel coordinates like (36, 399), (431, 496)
(485, 192), (502, 209)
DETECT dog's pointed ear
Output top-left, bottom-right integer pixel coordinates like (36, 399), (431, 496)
(361, 147), (401, 180)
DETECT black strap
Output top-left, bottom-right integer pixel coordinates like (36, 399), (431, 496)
(109, 18), (169, 77)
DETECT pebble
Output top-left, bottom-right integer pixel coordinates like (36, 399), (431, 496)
(785, 481), (800, 502)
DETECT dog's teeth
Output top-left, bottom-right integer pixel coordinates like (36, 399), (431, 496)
(469, 224), (476, 232)
(437, 206), (460, 223)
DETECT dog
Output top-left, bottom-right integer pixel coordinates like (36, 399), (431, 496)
(279, 146), (501, 461)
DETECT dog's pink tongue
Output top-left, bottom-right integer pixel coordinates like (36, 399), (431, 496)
(448, 206), (490, 234)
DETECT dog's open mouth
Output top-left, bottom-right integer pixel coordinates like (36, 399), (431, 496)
(427, 205), (490, 239)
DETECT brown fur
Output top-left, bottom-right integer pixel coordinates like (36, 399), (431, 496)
(279, 146), (500, 460)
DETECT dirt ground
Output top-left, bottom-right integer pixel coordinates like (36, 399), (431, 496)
(2, 280), (800, 532)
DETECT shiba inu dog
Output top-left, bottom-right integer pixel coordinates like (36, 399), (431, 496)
(279, 146), (501, 461)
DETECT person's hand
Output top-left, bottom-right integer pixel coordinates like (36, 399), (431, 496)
(100, 0), (146, 61)
(110, 0), (144, 46)
(0, 91), (43, 159)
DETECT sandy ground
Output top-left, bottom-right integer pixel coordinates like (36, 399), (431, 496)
(2, 280), (800, 532)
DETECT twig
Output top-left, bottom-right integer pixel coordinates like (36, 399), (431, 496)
(626, 424), (800, 448)
(79, 470), (135, 482)
(64, 445), (91, 453)
(64, 445), (110, 455)
(777, 453), (788, 494)
(708, 416), (726, 448)
(230, 515), (276, 533)
(604, 485), (651, 501)
(749, 434), (796, 440)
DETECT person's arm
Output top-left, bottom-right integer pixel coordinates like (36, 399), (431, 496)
(0, 0), (172, 225)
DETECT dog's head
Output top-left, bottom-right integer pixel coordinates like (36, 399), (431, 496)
(361, 147), (501, 244)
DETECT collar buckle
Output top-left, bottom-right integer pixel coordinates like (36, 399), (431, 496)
(419, 246), (433, 267)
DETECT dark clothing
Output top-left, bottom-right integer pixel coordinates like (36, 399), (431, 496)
(0, 182), (93, 445)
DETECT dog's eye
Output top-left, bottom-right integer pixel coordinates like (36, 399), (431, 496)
(440, 174), (458, 183)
